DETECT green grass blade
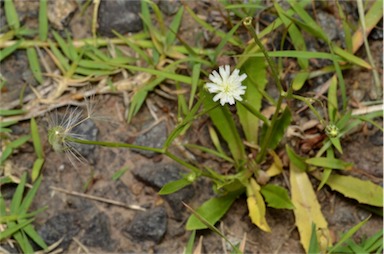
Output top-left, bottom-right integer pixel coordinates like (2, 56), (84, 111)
(18, 176), (42, 213)
(166, 6), (184, 46)
(189, 63), (201, 109)
(26, 47), (43, 84)
(10, 172), (27, 213)
(22, 223), (48, 250)
(9, 135), (30, 148)
(212, 21), (242, 61)
(38, 0), (48, 41)
(328, 216), (370, 253)
(4, 0), (20, 30)
(31, 158), (45, 183)
(185, 5), (240, 47)
(275, 1), (308, 69)
(0, 219), (34, 241)
(52, 30), (70, 59)
(48, 39), (70, 73)
(0, 108), (26, 116)
(112, 31), (153, 65)
(184, 230), (196, 254)
(0, 40), (22, 61)
(31, 118), (44, 158)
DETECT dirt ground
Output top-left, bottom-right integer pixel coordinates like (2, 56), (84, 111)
(1, 1), (383, 253)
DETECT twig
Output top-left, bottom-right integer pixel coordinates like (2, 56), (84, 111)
(351, 104), (383, 116)
(50, 186), (146, 211)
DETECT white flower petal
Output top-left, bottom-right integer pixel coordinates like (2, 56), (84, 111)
(205, 65), (247, 106)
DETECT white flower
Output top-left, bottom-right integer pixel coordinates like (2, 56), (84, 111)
(205, 65), (247, 105)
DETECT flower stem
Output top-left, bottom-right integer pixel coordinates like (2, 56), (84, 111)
(239, 100), (270, 126)
(66, 136), (202, 174)
(255, 95), (284, 163)
(67, 137), (164, 154)
(243, 17), (284, 93)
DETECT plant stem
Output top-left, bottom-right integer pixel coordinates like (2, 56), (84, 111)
(255, 95), (284, 163)
(243, 17), (284, 93)
(67, 137), (164, 153)
(240, 100), (270, 126)
(243, 16), (286, 163)
(67, 137), (202, 174)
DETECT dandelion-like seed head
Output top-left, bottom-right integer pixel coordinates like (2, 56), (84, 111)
(47, 105), (90, 166)
(205, 65), (247, 105)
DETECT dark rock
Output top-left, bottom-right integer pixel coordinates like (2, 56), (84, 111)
(158, 0), (181, 16)
(133, 121), (167, 158)
(81, 212), (114, 251)
(38, 212), (81, 250)
(369, 18), (383, 40)
(97, 0), (143, 37)
(133, 163), (195, 220)
(316, 11), (341, 42)
(369, 130), (383, 146)
(72, 118), (99, 163)
(124, 206), (167, 243)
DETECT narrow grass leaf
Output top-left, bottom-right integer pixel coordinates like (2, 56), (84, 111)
(0, 147), (12, 165)
(166, 6), (184, 46)
(30, 118), (43, 158)
(186, 191), (240, 230)
(289, 156), (331, 253)
(0, 108), (26, 116)
(260, 107), (291, 151)
(286, 145), (307, 171)
(159, 178), (192, 195)
(78, 60), (115, 70)
(27, 47), (43, 84)
(213, 21), (242, 61)
(22, 223), (48, 250)
(9, 135), (30, 149)
(48, 39), (70, 73)
(327, 76), (338, 123)
(275, 1), (308, 69)
(112, 166), (130, 181)
(18, 176), (42, 214)
(0, 219), (34, 241)
(260, 184), (294, 209)
(185, 5), (240, 47)
(317, 148), (334, 190)
(185, 230), (196, 254)
(10, 172), (27, 213)
(306, 157), (353, 170)
(52, 31), (70, 59)
(308, 223), (320, 254)
(189, 63), (201, 109)
(4, 0), (20, 30)
(240, 50), (344, 61)
(113, 31), (153, 65)
(333, 46), (371, 69)
(0, 40), (22, 61)
(288, 0), (328, 41)
(38, 0), (48, 41)
(328, 216), (370, 253)
(31, 158), (44, 183)
(184, 144), (234, 163)
(292, 71), (309, 91)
